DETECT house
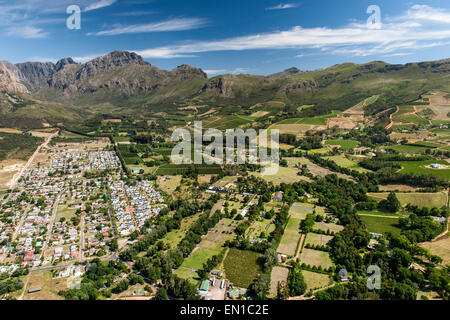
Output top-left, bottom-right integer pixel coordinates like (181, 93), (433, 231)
(273, 191), (284, 201)
(338, 268), (349, 282)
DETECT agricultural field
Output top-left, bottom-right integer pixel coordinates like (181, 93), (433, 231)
(223, 248), (263, 288)
(203, 115), (252, 130)
(269, 266), (290, 298)
(325, 139), (360, 151)
(396, 159), (450, 180)
(155, 164), (223, 175)
(289, 203), (314, 220)
(299, 248), (333, 269)
(358, 214), (401, 236)
(367, 192), (448, 208)
(22, 270), (67, 300)
(277, 217), (302, 256)
(250, 166), (309, 185)
(304, 233), (334, 246)
(180, 247), (225, 271)
(246, 218), (275, 239)
(302, 270), (331, 291)
(324, 155), (370, 173)
(157, 175), (182, 194)
(313, 222), (344, 234)
(420, 235), (450, 266)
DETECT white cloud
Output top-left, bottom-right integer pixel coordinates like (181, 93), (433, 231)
(403, 4), (450, 24)
(266, 3), (299, 10)
(85, 0), (117, 12)
(133, 5), (450, 59)
(72, 54), (105, 63)
(204, 69), (226, 76)
(6, 25), (48, 39)
(26, 56), (57, 63)
(89, 18), (209, 36)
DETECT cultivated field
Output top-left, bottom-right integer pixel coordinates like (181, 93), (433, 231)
(250, 166), (309, 185)
(304, 233), (334, 246)
(420, 235), (450, 266)
(289, 203), (314, 220)
(302, 270), (331, 291)
(269, 266), (290, 298)
(223, 248), (262, 288)
(277, 218), (302, 256)
(299, 248), (333, 269)
(313, 222), (344, 233)
(368, 192), (448, 208)
(358, 214), (401, 236)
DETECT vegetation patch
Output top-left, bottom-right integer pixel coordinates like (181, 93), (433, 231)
(223, 248), (263, 288)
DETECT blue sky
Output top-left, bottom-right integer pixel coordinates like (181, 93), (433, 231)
(1, 0), (450, 76)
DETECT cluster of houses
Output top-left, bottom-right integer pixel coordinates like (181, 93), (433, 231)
(111, 180), (166, 235)
(0, 138), (167, 274)
(51, 150), (120, 172)
(110, 181), (137, 237)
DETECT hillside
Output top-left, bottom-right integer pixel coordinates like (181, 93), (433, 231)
(0, 51), (449, 128)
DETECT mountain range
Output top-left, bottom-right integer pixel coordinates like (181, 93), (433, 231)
(0, 50), (449, 128)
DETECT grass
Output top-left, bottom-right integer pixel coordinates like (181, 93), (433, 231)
(302, 270), (331, 291)
(299, 248), (333, 269)
(223, 248), (263, 288)
(246, 218), (275, 238)
(163, 214), (200, 248)
(269, 266), (290, 298)
(22, 270), (66, 300)
(358, 214), (401, 236)
(396, 160), (450, 180)
(249, 166), (309, 185)
(367, 192), (448, 208)
(181, 247), (224, 270)
(289, 203), (314, 220)
(312, 222), (344, 233)
(304, 233), (334, 246)
(325, 155), (370, 173)
(325, 139), (360, 151)
(277, 218), (301, 256)
(420, 235), (450, 266)
(173, 268), (200, 286)
(203, 115), (252, 130)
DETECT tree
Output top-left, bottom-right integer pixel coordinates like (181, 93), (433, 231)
(154, 287), (169, 300)
(378, 192), (401, 213)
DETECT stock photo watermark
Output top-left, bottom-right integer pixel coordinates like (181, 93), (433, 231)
(67, 5), (81, 30)
(171, 121), (280, 175)
(367, 5), (382, 29)
(367, 265), (381, 290)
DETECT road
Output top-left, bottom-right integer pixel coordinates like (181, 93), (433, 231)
(9, 131), (58, 189)
(385, 106), (399, 130)
(40, 193), (61, 258)
(104, 184), (119, 260)
(294, 233), (306, 262)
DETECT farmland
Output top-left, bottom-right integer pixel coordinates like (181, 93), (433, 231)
(299, 248), (333, 269)
(277, 217), (302, 256)
(367, 192), (448, 208)
(269, 266), (290, 298)
(223, 248), (263, 288)
(358, 214), (402, 236)
(325, 139), (360, 151)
